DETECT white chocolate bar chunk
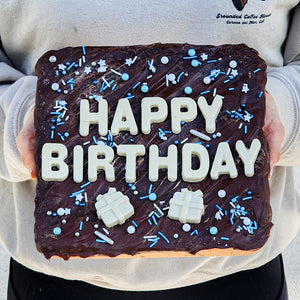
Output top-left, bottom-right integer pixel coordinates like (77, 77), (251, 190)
(168, 188), (204, 224)
(95, 188), (134, 228)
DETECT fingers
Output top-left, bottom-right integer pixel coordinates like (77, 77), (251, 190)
(16, 109), (37, 179)
(263, 93), (285, 176)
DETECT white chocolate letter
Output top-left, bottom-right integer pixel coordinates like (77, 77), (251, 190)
(117, 144), (146, 183)
(111, 98), (138, 136)
(141, 97), (168, 134)
(79, 99), (108, 136)
(41, 143), (68, 181)
(73, 145), (84, 183)
(149, 144), (178, 182)
(171, 97), (197, 134)
(182, 143), (209, 182)
(210, 142), (238, 180)
(236, 139), (261, 177)
(88, 145), (115, 182)
(197, 95), (223, 133)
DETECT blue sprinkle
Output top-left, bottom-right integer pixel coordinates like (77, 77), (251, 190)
(216, 204), (222, 211)
(184, 86), (193, 95)
(191, 59), (200, 67)
(188, 48), (196, 56)
(82, 45), (86, 55)
(80, 181), (91, 188)
(244, 126), (248, 134)
(177, 71), (185, 82)
(228, 87), (235, 91)
(149, 193), (157, 201)
(79, 221), (83, 231)
(149, 240), (159, 248)
(93, 136), (98, 144)
(112, 83), (117, 91)
(152, 215), (158, 225)
(96, 239), (106, 243)
(200, 90), (210, 95)
(52, 212), (57, 217)
(158, 231), (170, 244)
(242, 196), (253, 201)
(93, 80), (98, 85)
(209, 226), (218, 235)
(67, 62), (75, 70)
(141, 85), (149, 93)
(53, 227), (62, 235)
(259, 91), (264, 98)
(253, 68), (261, 74)
(224, 79), (230, 83)
(132, 81), (141, 89)
(221, 237), (229, 241)
(147, 219), (152, 226)
(132, 220), (138, 228)
(190, 229), (199, 236)
(207, 59), (218, 63)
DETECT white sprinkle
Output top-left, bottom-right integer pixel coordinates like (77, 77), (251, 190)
(61, 80), (66, 86)
(86, 217), (89, 222)
(161, 56), (169, 64)
(213, 88), (217, 97)
(84, 192), (88, 202)
(190, 129), (211, 141)
(94, 231), (114, 245)
(239, 122), (243, 129)
(133, 190), (138, 195)
(162, 206), (169, 211)
(144, 235), (157, 239)
(62, 219), (67, 224)
(110, 68), (122, 76)
(127, 225), (136, 234)
(82, 56), (86, 63)
(132, 56), (138, 64)
(227, 68), (232, 75)
(182, 224), (191, 232)
(102, 76), (110, 87)
(51, 83), (59, 91)
(47, 211), (52, 216)
(241, 217), (251, 226)
(174, 233), (179, 239)
(65, 116), (70, 121)
(229, 60), (238, 68)
(94, 224), (99, 229)
(79, 58), (82, 67)
(153, 203), (164, 216)
(75, 232), (80, 237)
(91, 61), (97, 67)
(203, 76), (211, 85)
(218, 190), (226, 198)
(57, 208), (65, 216)
(146, 75), (153, 79)
(168, 73), (176, 82)
(49, 55), (57, 63)
(103, 228), (109, 235)
(216, 132), (222, 137)
(83, 141), (90, 146)
(181, 137), (189, 144)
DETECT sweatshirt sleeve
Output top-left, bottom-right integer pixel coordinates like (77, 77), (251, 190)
(266, 4), (300, 166)
(0, 43), (37, 182)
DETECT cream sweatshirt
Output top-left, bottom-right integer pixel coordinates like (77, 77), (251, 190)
(0, 0), (299, 291)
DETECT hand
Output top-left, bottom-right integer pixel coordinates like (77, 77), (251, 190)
(16, 108), (37, 179)
(263, 92), (285, 176)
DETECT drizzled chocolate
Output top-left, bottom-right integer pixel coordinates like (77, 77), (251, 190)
(34, 43), (272, 260)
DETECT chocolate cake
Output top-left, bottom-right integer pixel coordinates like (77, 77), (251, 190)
(34, 43), (272, 260)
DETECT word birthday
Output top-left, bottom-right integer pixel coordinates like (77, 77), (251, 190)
(41, 95), (262, 183)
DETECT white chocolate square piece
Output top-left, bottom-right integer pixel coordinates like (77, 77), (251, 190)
(95, 188), (134, 228)
(168, 188), (204, 224)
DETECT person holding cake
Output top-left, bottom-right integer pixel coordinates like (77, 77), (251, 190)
(0, 1), (299, 299)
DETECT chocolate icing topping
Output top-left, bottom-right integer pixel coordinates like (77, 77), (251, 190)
(34, 43), (272, 260)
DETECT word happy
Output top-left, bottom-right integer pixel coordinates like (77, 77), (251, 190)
(41, 95), (262, 183)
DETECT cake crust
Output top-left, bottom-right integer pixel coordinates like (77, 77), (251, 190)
(34, 43), (272, 260)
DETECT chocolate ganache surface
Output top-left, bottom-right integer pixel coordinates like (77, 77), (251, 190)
(34, 43), (272, 260)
